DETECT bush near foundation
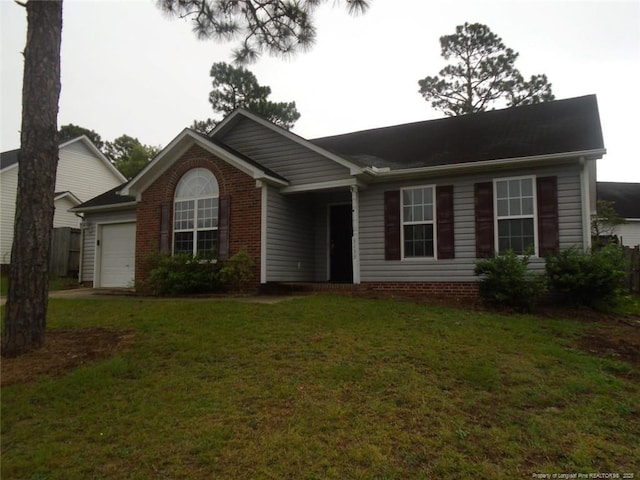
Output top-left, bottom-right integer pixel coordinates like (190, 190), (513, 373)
(474, 250), (546, 313)
(219, 248), (255, 293)
(545, 244), (626, 309)
(146, 253), (221, 296)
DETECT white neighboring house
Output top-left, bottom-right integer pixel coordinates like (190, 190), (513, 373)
(597, 182), (640, 248)
(0, 135), (126, 264)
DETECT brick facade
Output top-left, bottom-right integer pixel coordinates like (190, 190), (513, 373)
(135, 145), (262, 286)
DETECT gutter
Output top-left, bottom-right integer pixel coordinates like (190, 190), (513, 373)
(360, 148), (607, 181)
(70, 201), (138, 214)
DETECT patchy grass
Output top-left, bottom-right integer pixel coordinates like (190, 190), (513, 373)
(1, 295), (638, 479)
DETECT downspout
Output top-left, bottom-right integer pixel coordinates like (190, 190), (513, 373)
(351, 185), (361, 284)
(75, 212), (85, 285)
(259, 181), (268, 284)
(579, 157), (592, 251)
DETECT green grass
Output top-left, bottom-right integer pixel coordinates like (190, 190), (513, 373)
(2, 295), (639, 479)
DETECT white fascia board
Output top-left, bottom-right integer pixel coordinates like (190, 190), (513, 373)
(214, 109), (365, 176)
(362, 149), (607, 181)
(119, 128), (192, 197)
(60, 135), (127, 183)
(120, 129), (288, 199)
(54, 191), (82, 205)
(280, 177), (366, 194)
(0, 137), (126, 182)
(0, 162), (18, 174)
(70, 202), (138, 214)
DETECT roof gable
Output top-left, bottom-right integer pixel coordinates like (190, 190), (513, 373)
(1, 136), (126, 183)
(120, 128), (289, 199)
(213, 109), (364, 177)
(311, 95), (605, 170)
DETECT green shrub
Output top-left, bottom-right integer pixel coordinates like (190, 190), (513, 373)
(146, 253), (221, 296)
(219, 248), (256, 292)
(474, 250), (546, 312)
(545, 244), (626, 309)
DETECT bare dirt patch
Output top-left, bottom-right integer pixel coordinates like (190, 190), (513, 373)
(575, 317), (640, 369)
(1, 328), (135, 386)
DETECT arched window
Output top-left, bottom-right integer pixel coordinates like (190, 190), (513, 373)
(173, 168), (219, 256)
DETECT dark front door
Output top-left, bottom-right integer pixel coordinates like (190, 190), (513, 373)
(330, 204), (353, 282)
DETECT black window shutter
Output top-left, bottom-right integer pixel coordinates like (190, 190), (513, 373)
(384, 190), (401, 260)
(536, 176), (559, 256)
(436, 185), (455, 259)
(160, 202), (170, 254)
(475, 182), (494, 258)
(218, 195), (231, 260)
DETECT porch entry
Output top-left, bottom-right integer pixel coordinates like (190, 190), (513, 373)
(329, 204), (353, 282)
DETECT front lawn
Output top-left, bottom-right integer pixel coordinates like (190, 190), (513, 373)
(1, 295), (638, 478)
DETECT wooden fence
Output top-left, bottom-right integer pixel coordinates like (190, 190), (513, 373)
(50, 227), (80, 277)
(623, 245), (640, 294)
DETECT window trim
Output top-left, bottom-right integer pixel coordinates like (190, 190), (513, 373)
(493, 175), (539, 257)
(400, 184), (438, 260)
(172, 168), (219, 257)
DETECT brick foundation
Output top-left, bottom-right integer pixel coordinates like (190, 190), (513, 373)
(361, 281), (479, 298)
(264, 281), (479, 298)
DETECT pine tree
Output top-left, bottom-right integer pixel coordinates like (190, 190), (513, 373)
(3, 0), (63, 357)
(418, 22), (554, 116)
(193, 62), (300, 132)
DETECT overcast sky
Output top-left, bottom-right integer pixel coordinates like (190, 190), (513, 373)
(1, 0), (638, 181)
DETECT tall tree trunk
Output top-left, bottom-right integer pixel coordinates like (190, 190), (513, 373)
(2, 0), (63, 358)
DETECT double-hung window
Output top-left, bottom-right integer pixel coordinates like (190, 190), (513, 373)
(495, 176), (536, 255)
(402, 186), (436, 258)
(173, 168), (219, 257)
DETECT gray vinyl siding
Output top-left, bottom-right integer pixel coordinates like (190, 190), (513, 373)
(81, 210), (136, 283)
(265, 188), (351, 282)
(359, 164), (585, 283)
(265, 187), (316, 281)
(221, 117), (351, 185)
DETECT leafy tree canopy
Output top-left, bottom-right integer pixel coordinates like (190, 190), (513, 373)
(192, 62), (300, 133)
(105, 134), (161, 179)
(418, 22), (554, 116)
(58, 124), (104, 150)
(592, 200), (627, 242)
(157, 0), (370, 64)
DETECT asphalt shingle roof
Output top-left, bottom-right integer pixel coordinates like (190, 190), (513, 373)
(310, 95), (604, 170)
(0, 149), (20, 170)
(72, 183), (134, 211)
(597, 182), (640, 219)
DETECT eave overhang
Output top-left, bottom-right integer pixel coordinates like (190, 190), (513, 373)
(70, 201), (138, 214)
(358, 148), (607, 182)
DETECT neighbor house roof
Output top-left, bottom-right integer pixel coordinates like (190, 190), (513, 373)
(54, 191), (82, 205)
(0, 136), (126, 182)
(597, 182), (640, 219)
(0, 148), (20, 170)
(310, 95), (605, 170)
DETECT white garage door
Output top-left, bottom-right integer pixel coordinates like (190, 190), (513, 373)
(99, 223), (136, 288)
